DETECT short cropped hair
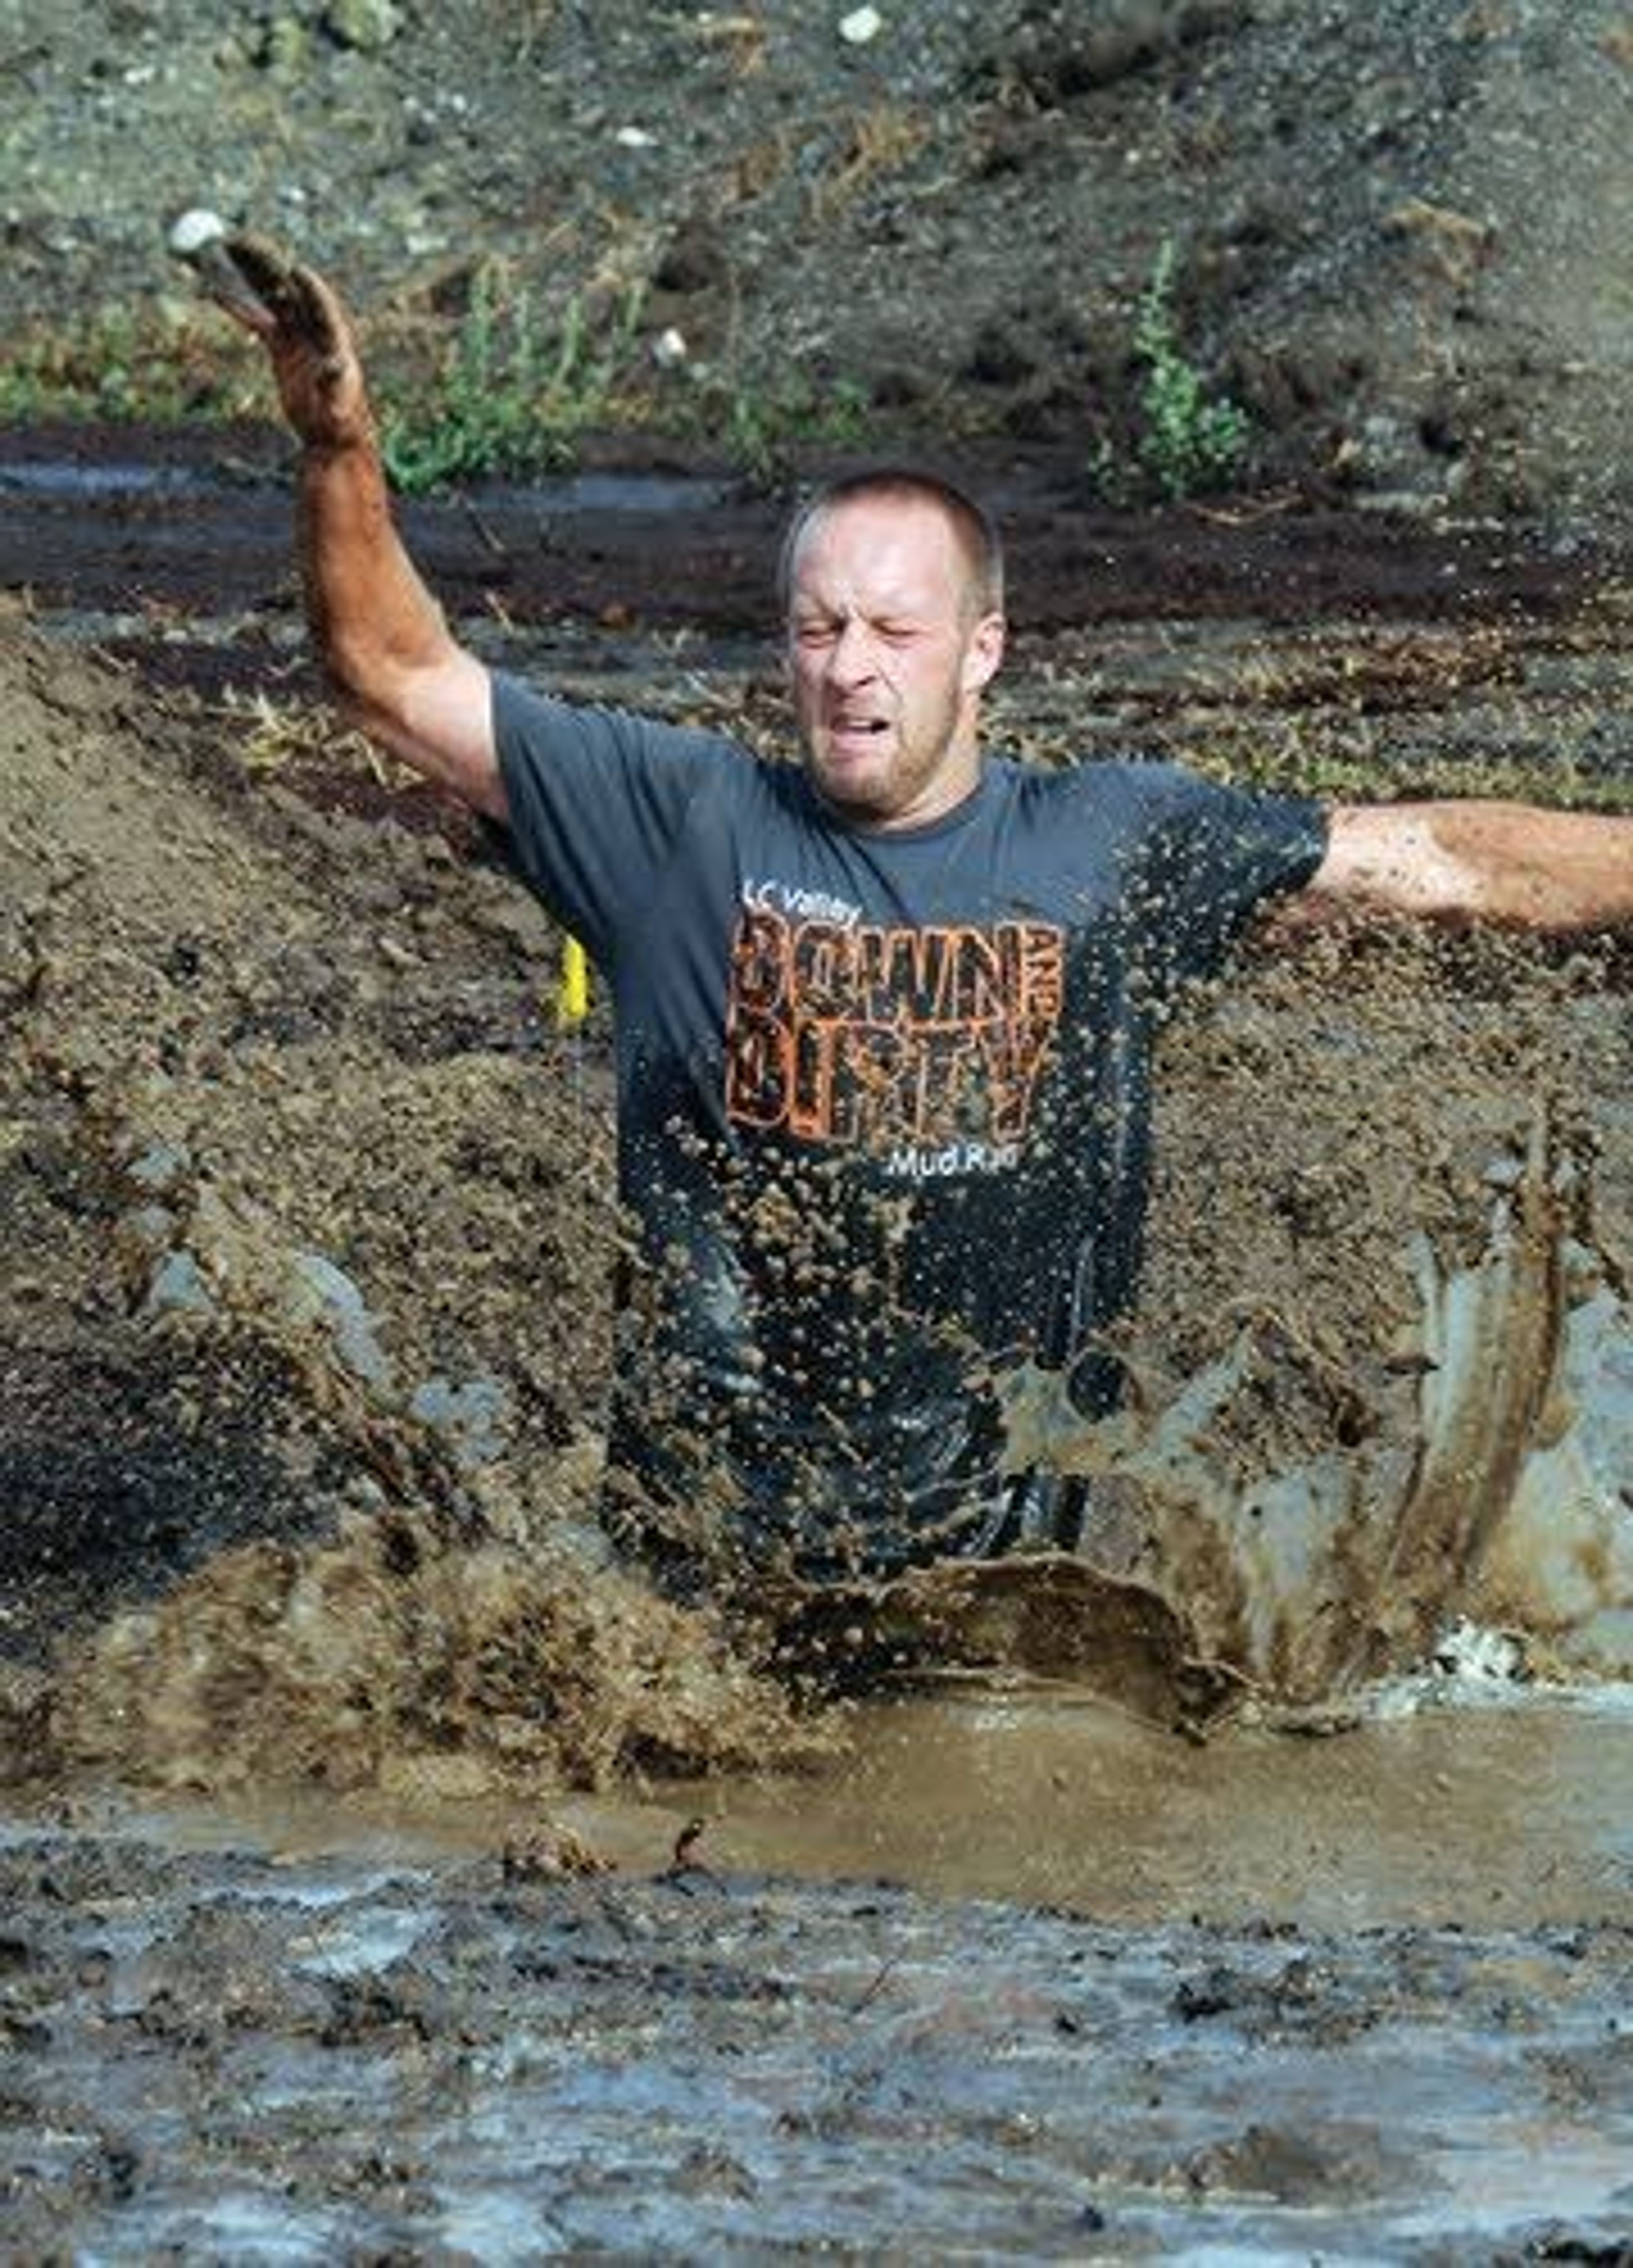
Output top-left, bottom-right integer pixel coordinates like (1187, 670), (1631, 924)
(777, 467), (1006, 620)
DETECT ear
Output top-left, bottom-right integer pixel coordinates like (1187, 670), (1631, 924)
(961, 610), (1006, 695)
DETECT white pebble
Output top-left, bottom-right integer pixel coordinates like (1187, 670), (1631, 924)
(839, 6), (882, 43)
(167, 208), (227, 258)
(651, 327), (689, 369)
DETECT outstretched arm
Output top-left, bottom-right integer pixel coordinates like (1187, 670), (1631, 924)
(1301, 800), (1631, 933)
(198, 233), (504, 820)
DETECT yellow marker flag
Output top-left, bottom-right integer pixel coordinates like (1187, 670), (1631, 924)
(558, 934), (590, 1025)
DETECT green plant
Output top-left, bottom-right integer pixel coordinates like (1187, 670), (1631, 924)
(0, 304), (260, 424)
(1083, 431), (1132, 508)
(379, 266), (645, 493)
(1132, 239), (1247, 500)
(719, 373), (872, 488)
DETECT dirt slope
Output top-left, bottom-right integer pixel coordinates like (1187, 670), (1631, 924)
(0, 609), (842, 1789)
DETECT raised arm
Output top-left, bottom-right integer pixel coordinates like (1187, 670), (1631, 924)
(199, 233), (504, 821)
(1302, 800), (1632, 933)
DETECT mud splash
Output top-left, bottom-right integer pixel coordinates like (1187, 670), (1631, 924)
(988, 1096), (1627, 1703)
(756, 956), (1630, 1734)
(50, 1517), (834, 1798)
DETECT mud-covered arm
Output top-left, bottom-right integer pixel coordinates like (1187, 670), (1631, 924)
(1300, 801), (1632, 933)
(204, 233), (503, 821)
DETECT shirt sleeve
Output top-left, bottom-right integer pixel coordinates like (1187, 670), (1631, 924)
(491, 672), (748, 968)
(1111, 761), (1329, 1001)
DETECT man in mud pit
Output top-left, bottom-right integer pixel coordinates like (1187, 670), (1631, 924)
(208, 238), (1633, 1596)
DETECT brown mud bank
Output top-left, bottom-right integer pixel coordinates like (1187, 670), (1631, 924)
(9, 0), (1633, 530)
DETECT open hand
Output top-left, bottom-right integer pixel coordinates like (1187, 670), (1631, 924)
(183, 227), (373, 451)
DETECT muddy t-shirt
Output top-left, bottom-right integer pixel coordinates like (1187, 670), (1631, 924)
(494, 675), (1328, 1582)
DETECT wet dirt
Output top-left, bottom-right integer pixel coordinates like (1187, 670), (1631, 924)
(2, 1761), (1631, 2259)
(5, 422), (1630, 648)
(2, 447), (1630, 2254)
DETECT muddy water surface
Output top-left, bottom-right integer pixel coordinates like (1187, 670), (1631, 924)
(171, 1674), (1633, 1930)
(641, 1683), (1633, 1927)
(5, 1693), (1632, 2262)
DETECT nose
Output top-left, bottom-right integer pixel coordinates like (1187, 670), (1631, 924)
(827, 615), (877, 685)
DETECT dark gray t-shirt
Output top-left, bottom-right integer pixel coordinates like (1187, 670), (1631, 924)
(495, 674), (1327, 1582)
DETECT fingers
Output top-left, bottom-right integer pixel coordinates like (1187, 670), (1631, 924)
(201, 231), (286, 330)
(169, 216), (369, 444)
(191, 248), (279, 333)
(223, 233), (345, 362)
(172, 220), (351, 376)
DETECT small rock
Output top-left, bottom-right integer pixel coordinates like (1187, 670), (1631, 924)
(165, 209), (225, 259)
(839, 6), (883, 44)
(290, 1251), (394, 1389)
(145, 1249), (214, 1318)
(125, 1140), (191, 1195)
(323, 0), (402, 53)
(410, 1374), (511, 1466)
(651, 326), (689, 369)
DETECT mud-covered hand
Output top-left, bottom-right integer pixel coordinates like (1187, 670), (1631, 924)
(174, 219), (372, 450)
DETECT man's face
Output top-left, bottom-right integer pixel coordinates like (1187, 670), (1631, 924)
(785, 494), (1005, 830)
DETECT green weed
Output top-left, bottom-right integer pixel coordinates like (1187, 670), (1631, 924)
(717, 373), (872, 488)
(379, 265), (645, 493)
(1130, 239), (1248, 501)
(0, 303), (260, 424)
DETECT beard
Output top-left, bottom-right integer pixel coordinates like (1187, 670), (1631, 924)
(801, 678), (969, 828)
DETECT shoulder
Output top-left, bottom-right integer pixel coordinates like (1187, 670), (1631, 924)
(1046, 754), (1324, 847)
(493, 672), (753, 774)
(996, 755), (1329, 923)
(992, 753), (1229, 830)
